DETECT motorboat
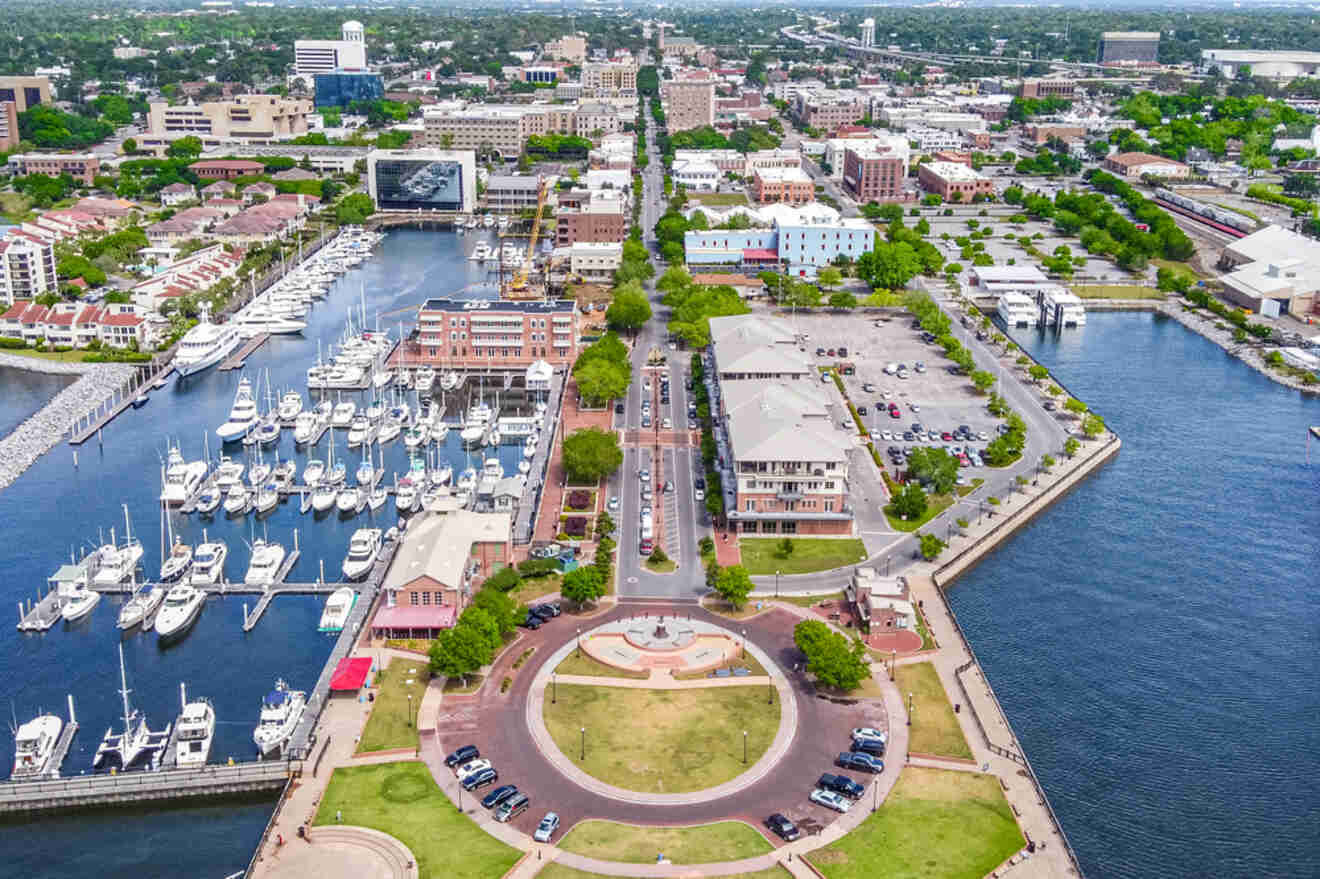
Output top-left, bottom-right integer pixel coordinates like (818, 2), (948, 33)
(174, 693), (215, 768)
(273, 459), (297, 487)
(331, 400), (357, 428)
(342, 528), (383, 580)
(154, 583), (206, 640)
(388, 402), (411, 425)
(518, 459), (531, 474)
(216, 377), (259, 443)
(249, 459), (272, 487)
(244, 539), (286, 587)
(60, 580), (101, 623)
(459, 423), (485, 446)
(365, 399), (385, 422)
(372, 369), (394, 391)
(347, 415), (372, 447)
(524, 435), (537, 458)
(311, 483), (338, 513)
(482, 214), (495, 228)
(356, 459), (375, 487)
(335, 486), (362, 513)
(10, 714), (63, 780)
(367, 487), (388, 511)
(195, 487), (222, 516)
(303, 458), (326, 486)
(189, 540), (227, 586)
(213, 455), (244, 489)
(251, 415), (280, 447)
(457, 467), (477, 492)
(403, 423), (429, 449)
(224, 486), (251, 516)
(160, 540), (193, 583)
(375, 420), (400, 443)
(433, 464), (453, 486)
(483, 457), (504, 481)
(432, 422), (449, 442)
(277, 391), (303, 421)
(469, 241), (492, 262)
(174, 304), (241, 379)
(318, 586), (357, 632)
(232, 305), (306, 338)
(293, 411), (320, 444)
(92, 507), (145, 586)
(395, 478), (418, 512)
(415, 367), (436, 394)
(160, 446), (207, 506)
(117, 581), (167, 630)
(253, 681), (306, 758)
(254, 482), (280, 514)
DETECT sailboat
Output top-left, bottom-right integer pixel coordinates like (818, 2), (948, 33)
(93, 644), (171, 771)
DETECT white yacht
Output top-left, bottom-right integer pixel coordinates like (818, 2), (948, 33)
(456, 467), (477, 492)
(160, 540), (193, 583)
(216, 377), (260, 443)
(174, 693), (215, 768)
(10, 714), (63, 780)
(92, 509), (145, 586)
(375, 420), (400, 443)
(223, 486), (251, 516)
(367, 487), (388, 511)
(433, 464), (454, 486)
(482, 457), (505, 482)
(213, 455), (245, 489)
(355, 458), (376, 487)
(335, 486), (362, 513)
(318, 586), (357, 632)
(403, 423), (429, 449)
(174, 304), (242, 379)
(253, 681), (306, 758)
(277, 390), (304, 421)
(232, 306), (306, 338)
(415, 367), (436, 394)
(292, 412), (318, 444)
(60, 581), (100, 623)
(160, 446), (208, 506)
(342, 528), (382, 580)
(440, 371), (461, 391)
(245, 539), (286, 588)
(311, 482), (338, 513)
(154, 583), (206, 640)
(395, 477), (418, 512)
(189, 540), (227, 586)
(469, 241), (493, 262)
(303, 458), (326, 486)
(194, 487), (222, 516)
(118, 582), (167, 630)
(346, 414), (372, 447)
(254, 482), (280, 515)
(331, 400), (357, 428)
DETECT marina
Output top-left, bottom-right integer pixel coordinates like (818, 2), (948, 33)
(217, 333), (272, 373)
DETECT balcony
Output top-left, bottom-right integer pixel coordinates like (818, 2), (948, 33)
(775, 489), (804, 502)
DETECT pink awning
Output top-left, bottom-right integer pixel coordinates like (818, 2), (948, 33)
(370, 604), (457, 631)
(742, 248), (779, 260)
(329, 656), (373, 691)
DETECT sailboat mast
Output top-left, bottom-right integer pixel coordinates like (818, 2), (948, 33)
(118, 643), (131, 732)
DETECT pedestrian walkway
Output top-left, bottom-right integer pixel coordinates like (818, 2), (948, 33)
(551, 673), (772, 689)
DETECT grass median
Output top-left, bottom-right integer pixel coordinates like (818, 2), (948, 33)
(807, 767), (1024, 879)
(357, 662), (431, 753)
(537, 866), (791, 879)
(739, 538), (867, 575)
(543, 684), (780, 793)
(315, 762), (520, 879)
(554, 650), (649, 680)
(894, 662), (973, 760)
(557, 819), (772, 864)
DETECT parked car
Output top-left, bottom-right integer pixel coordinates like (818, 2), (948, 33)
(862, 382), (875, 393)
(851, 738), (885, 757)
(694, 488), (705, 501)
(809, 788), (852, 813)
(816, 347), (826, 356)
(519, 613), (543, 630)
(608, 496), (620, 512)
(639, 538), (654, 555)
(528, 605), (555, 622)
(851, 727), (887, 744)
(533, 812), (561, 842)
(836, 751), (884, 773)
(694, 477), (706, 490)
(494, 793), (530, 822)
(978, 430), (989, 441)
(838, 346), (848, 357)
(688, 418), (698, 430)
(639, 468), (650, 483)
(641, 415), (651, 428)
(914, 361), (926, 373)
(664, 480), (675, 493)
(909, 402), (920, 412)
(481, 785), (518, 810)
(765, 813), (801, 842)
(462, 766), (499, 791)
(538, 602), (562, 617)
(615, 403), (624, 414)
(456, 758), (491, 779)
(857, 406), (868, 416)
(889, 408), (901, 419)
(444, 744), (479, 768)
(818, 773), (865, 800)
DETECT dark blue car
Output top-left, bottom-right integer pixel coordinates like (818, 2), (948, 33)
(836, 751), (884, 774)
(481, 784), (518, 809)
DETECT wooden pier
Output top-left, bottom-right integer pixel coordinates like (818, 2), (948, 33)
(16, 591), (64, 632)
(0, 761), (294, 816)
(68, 357), (175, 446)
(218, 333), (271, 372)
(45, 719), (78, 779)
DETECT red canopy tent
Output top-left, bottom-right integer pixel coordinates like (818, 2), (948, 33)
(329, 656), (373, 692)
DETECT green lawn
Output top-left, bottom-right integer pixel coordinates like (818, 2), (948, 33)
(739, 538), (867, 575)
(807, 767), (1024, 879)
(543, 685), (780, 793)
(537, 865), (790, 879)
(0, 347), (88, 363)
(884, 492), (954, 533)
(894, 662), (973, 760)
(690, 192), (750, 207)
(699, 596), (765, 619)
(557, 820), (772, 864)
(554, 649), (649, 679)
(0, 192), (34, 223)
(357, 662), (431, 753)
(509, 573), (562, 605)
(315, 762), (520, 879)
(645, 556), (677, 573)
(443, 673), (485, 694)
(776, 591), (845, 609)
(1073, 284), (1165, 300)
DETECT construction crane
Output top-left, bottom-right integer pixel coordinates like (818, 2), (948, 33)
(506, 174), (548, 299)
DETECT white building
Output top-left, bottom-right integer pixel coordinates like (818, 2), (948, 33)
(0, 233), (58, 305)
(569, 241), (622, 282)
(1201, 49), (1320, 82)
(294, 21), (368, 76)
(1040, 288), (1086, 328)
(859, 18), (875, 49)
(997, 292), (1038, 329)
(672, 158), (721, 191)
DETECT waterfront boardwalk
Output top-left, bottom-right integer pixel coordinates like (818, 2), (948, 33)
(218, 333), (271, 372)
(68, 358), (174, 446)
(0, 762), (292, 816)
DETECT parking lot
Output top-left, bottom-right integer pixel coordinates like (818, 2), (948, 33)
(799, 311), (1004, 472)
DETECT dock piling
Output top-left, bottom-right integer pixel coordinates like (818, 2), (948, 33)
(67, 694), (75, 726)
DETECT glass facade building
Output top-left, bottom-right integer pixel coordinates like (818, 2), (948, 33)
(313, 71), (385, 108)
(373, 158), (466, 212)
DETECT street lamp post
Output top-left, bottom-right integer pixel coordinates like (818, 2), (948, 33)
(406, 693), (412, 727)
(580, 727), (586, 761)
(873, 778), (879, 813)
(907, 692), (914, 726)
(552, 673), (557, 704)
(884, 556), (891, 577)
(576, 627), (581, 657)
(890, 649), (896, 681)
(743, 730), (748, 765)
(775, 569), (780, 598)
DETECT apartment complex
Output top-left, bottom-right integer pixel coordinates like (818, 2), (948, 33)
(147, 95), (313, 144)
(294, 20), (368, 76)
(841, 140), (909, 201)
(582, 61), (637, 96)
(6, 153), (100, 185)
(402, 298), (580, 371)
(0, 75), (51, 113)
(544, 35), (587, 64)
(1099, 31), (1160, 65)
(918, 161), (995, 200)
(752, 167), (814, 205)
(0, 232), (58, 304)
(1019, 79), (1077, 100)
(661, 79), (716, 132)
(421, 103), (621, 158)
(569, 241), (623, 282)
(791, 89), (868, 132)
(708, 314), (854, 536)
(555, 190), (627, 246)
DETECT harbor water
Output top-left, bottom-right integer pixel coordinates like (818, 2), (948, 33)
(0, 366), (77, 440)
(0, 228), (525, 873)
(950, 312), (1320, 879)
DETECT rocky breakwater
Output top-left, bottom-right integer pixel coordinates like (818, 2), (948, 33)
(0, 352), (138, 492)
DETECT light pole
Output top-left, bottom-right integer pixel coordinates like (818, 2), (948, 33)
(872, 777), (879, 813)
(742, 730), (748, 765)
(576, 627), (581, 656)
(884, 556), (891, 577)
(907, 692), (914, 726)
(890, 649), (896, 681)
(775, 569), (780, 598)
(552, 672), (557, 704)
(406, 693), (412, 727)
(580, 726), (586, 761)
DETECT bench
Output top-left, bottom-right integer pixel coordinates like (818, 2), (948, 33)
(715, 668), (731, 678)
(733, 667), (751, 677)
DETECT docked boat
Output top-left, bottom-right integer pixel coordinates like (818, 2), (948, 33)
(213, 455), (245, 489)
(415, 367), (436, 394)
(318, 586), (357, 632)
(251, 415), (280, 447)
(456, 467), (477, 492)
(331, 400), (357, 428)
(355, 458), (376, 487)
(223, 486), (251, 516)
(189, 539), (227, 586)
(249, 457), (272, 487)
(469, 241), (492, 262)
(160, 540), (193, 583)
(60, 580), (101, 623)
(245, 539), (286, 587)
(432, 464), (453, 486)
(346, 414), (372, 447)
(253, 680), (306, 758)
(440, 371), (461, 391)
(216, 377), (260, 443)
(174, 304), (242, 379)
(335, 486), (362, 513)
(367, 487), (388, 511)
(292, 411), (320, 444)
(403, 423), (429, 449)
(524, 435), (537, 458)
(272, 459), (297, 487)
(10, 714), (63, 780)
(95, 645), (171, 771)
(375, 420), (400, 443)
(395, 477), (418, 512)
(254, 482), (280, 515)
(154, 583), (206, 640)
(117, 581), (167, 630)
(92, 506), (145, 586)
(311, 482), (337, 512)
(194, 487), (222, 516)
(342, 528), (382, 580)
(303, 458), (326, 486)
(232, 305), (306, 338)
(518, 459), (530, 474)
(277, 390), (303, 421)
(174, 689), (215, 768)
(160, 446), (207, 506)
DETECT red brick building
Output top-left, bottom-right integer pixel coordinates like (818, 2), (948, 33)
(393, 297), (580, 373)
(752, 167), (814, 205)
(917, 161), (995, 201)
(842, 143), (906, 201)
(7, 153), (101, 185)
(189, 159), (267, 180)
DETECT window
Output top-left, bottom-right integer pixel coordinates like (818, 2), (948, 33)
(409, 591), (419, 605)
(421, 591), (431, 605)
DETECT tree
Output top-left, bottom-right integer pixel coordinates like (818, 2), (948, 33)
(122, 137), (138, 155)
(794, 620), (869, 690)
(918, 532), (948, 561)
(827, 290), (858, 310)
(471, 587), (519, 636)
(561, 565), (607, 607)
(458, 605), (501, 651)
(1064, 437), (1080, 457)
(336, 193), (375, 225)
(907, 447), (959, 495)
(561, 427), (622, 484)
(777, 537), (794, 558)
(714, 565), (754, 609)
(605, 282), (652, 333)
(793, 619), (832, 657)
(1082, 413), (1106, 438)
(890, 481), (928, 520)
(1028, 365), (1050, 384)
(596, 510), (616, 537)
(429, 624), (491, 685)
(970, 369), (996, 394)
(1063, 397), (1088, 416)
(166, 136), (203, 159)
(817, 267), (843, 289)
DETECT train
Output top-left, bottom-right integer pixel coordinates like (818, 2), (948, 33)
(1154, 188), (1255, 239)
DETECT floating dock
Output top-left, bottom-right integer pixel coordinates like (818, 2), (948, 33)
(16, 591), (64, 632)
(217, 333), (271, 372)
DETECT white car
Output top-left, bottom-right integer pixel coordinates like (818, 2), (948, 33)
(694, 488), (704, 501)
(810, 788), (852, 813)
(852, 727), (888, 744)
(457, 758), (492, 779)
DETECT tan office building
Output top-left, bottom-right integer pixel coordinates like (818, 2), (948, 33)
(147, 95), (313, 142)
(0, 76), (52, 114)
(422, 104), (620, 159)
(545, 35), (587, 64)
(582, 62), (637, 96)
(661, 79), (716, 133)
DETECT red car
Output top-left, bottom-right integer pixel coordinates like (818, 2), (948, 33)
(639, 538), (653, 555)
(889, 408), (901, 418)
(958, 455), (970, 467)
(941, 432), (953, 441)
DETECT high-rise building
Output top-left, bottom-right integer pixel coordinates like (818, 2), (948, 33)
(582, 61), (638, 96)
(545, 35), (587, 64)
(294, 21), (368, 76)
(661, 79), (716, 132)
(0, 233), (58, 304)
(0, 75), (51, 114)
(860, 18), (875, 49)
(314, 71), (385, 108)
(1098, 31), (1160, 65)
